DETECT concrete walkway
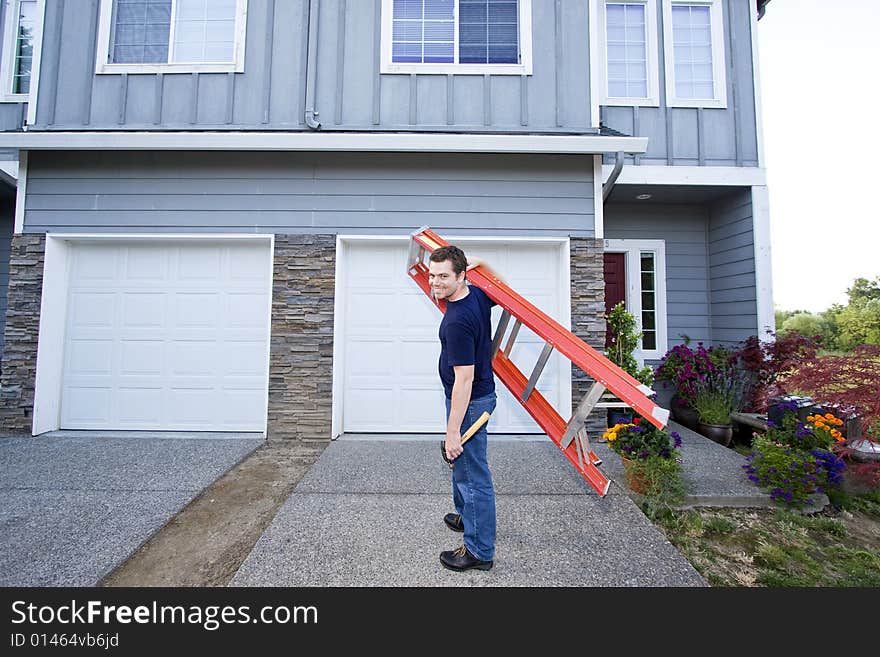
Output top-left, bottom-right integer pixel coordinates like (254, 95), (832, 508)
(0, 432), (262, 586)
(230, 422), (745, 586)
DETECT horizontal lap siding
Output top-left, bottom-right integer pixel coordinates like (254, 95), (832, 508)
(708, 189), (756, 346)
(23, 151), (595, 236)
(603, 203), (711, 348)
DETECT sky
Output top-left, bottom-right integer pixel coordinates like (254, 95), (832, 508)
(758, 0), (880, 313)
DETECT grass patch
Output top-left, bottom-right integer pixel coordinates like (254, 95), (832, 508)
(651, 490), (880, 586)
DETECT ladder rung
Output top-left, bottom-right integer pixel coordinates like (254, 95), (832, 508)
(503, 319), (522, 356)
(491, 309), (512, 357)
(560, 381), (606, 448)
(521, 342), (554, 402)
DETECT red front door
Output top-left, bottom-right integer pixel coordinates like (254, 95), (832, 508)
(603, 253), (626, 348)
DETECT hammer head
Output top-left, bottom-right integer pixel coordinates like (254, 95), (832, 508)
(440, 440), (454, 468)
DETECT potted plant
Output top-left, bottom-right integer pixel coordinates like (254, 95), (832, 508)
(602, 418), (686, 515)
(654, 340), (735, 430)
(604, 302), (653, 425)
(690, 361), (746, 447)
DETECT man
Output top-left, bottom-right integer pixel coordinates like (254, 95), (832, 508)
(428, 245), (504, 572)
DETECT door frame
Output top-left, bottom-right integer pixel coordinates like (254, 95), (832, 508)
(32, 233), (275, 436)
(332, 234), (573, 438)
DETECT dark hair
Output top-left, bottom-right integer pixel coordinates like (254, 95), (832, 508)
(429, 245), (468, 276)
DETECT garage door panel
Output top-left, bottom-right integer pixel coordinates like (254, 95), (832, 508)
(177, 246), (222, 279)
(173, 293), (219, 327)
(220, 390), (266, 425)
(400, 291), (439, 328)
(62, 387), (112, 425)
(120, 340), (164, 375)
(226, 293), (270, 327)
(400, 340), (439, 376)
(345, 388), (394, 430)
(168, 342), (215, 375)
(126, 246), (168, 280)
(69, 292), (116, 327)
(123, 293), (166, 327)
(224, 342), (269, 376)
(167, 388), (216, 425)
(347, 339), (395, 376)
(118, 388), (163, 423)
(347, 293), (395, 329)
(399, 388), (443, 427)
(60, 242), (271, 431)
(73, 246), (118, 279)
(67, 339), (113, 375)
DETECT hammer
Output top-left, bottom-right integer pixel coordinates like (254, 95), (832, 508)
(440, 411), (492, 469)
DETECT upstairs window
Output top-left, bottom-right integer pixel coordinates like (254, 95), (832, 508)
(1, 0), (38, 99)
(381, 0), (533, 75)
(662, 0), (727, 107)
(96, 0), (248, 73)
(600, 0), (660, 106)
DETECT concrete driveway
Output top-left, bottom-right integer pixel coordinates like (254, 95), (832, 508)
(0, 431), (262, 586)
(231, 435), (708, 586)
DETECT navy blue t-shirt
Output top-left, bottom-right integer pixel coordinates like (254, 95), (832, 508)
(439, 285), (496, 400)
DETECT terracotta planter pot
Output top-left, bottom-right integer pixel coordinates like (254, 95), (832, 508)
(621, 457), (648, 494)
(698, 422), (733, 447)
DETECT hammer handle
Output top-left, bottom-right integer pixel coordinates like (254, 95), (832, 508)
(461, 411), (491, 444)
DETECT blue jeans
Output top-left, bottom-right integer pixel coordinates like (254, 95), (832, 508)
(445, 392), (497, 561)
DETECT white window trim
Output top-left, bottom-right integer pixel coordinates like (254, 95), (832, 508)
(380, 0), (533, 75)
(0, 0), (38, 102)
(661, 0), (727, 108)
(95, 0), (249, 74)
(597, 0), (660, 107)
(603, 238), (668, 362)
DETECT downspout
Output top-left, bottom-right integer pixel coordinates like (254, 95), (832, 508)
(602, 151), (624, 203)
(304, 0), (322, 130)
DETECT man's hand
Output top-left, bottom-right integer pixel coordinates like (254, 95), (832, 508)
(466, 257), (484, 271)
(445, 431), (464, 461)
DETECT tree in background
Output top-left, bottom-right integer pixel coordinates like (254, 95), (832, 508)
(776, 276), (880, 351)
(833, 277), (880, 350)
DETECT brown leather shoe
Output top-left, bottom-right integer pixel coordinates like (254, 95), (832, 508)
(440, 545), (493, 571)
(443, 513), (464, 532)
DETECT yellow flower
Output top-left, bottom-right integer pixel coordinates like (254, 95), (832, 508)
(607, 432), (617, 441)
(825, 413), (835, 421)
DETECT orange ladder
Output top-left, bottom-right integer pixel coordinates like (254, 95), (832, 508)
(407, 227), (670, 497)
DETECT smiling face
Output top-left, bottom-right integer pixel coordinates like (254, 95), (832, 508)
(428, 258), (467, 302)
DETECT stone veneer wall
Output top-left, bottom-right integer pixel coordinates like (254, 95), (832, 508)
(0, 234), (45, 433)
(569, 237), (607, 438)
(267, 234), (336, 441)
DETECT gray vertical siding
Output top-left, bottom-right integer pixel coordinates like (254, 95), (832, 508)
(604, 203), (711, 349)
(602, 0), (759, 167)
(0, 0), (29, 131)
(33, 0), (599, 132)
(0, 195), (13, 356)
(708, 188), (757, 345)
(23, 150), (595, 236)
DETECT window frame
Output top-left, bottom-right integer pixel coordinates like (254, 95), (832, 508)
(598, 0), (660, 107)
(95, 0), (249, 74)
(0, 0), (39, 102)
(603, 238), (667, 362)
(380, 0), (533, 75)
(661, 0), (727, 108)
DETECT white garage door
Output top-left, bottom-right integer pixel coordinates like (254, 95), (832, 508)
(341, 240), (570, 433)
(60, 241), (272, 431)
